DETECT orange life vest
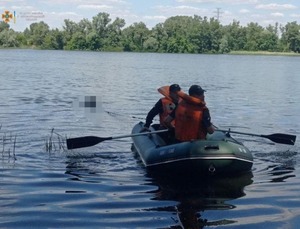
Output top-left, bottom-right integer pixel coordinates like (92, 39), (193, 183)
(159, 97), (176, 126)
(157, 85), (176, 127)
(175, 91), (207, 141)
(157, 85), (172, 100)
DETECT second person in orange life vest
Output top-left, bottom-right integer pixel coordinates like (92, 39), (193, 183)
(164, 85), (215, 142)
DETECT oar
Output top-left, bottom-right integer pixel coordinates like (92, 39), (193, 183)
(67, 129), (169, 150)
(216, 129), (296, 145)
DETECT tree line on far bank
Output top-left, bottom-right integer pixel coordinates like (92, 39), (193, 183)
(1, 12), (300, 53)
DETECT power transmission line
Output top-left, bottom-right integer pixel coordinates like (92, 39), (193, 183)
(214, 8), (223, 21)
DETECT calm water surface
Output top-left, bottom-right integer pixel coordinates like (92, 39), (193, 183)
(0, 50), (299, 228)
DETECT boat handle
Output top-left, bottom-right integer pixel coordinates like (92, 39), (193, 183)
(204, 145), (219, 150)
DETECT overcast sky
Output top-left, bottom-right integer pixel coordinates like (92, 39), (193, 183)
(1, 0), (300, 31)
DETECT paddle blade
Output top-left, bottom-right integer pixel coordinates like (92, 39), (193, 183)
(67, 136), (111, 149)
(263, 133), (297, 145)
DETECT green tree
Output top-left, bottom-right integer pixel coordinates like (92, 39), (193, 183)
(25, 21), (49, 46)
(162, 16), (197, 53)
(0, 21), (10, 32)
(257, 24), (279, 51)
(185, 16), (223, 53)
(196, 16), (212, 53)
(15, 32), (27, 47)
(3, 11), (299, 53)
(105, 17), (125, 50)
(149, 23), (167, 52)
(0, 29), (19, 47)
(92, 12), (111, 49)
(86, 31), (101, 50)
(65, 31), (87, 50)
(78, 18), (92, 35)
(208, 17), (222, 53)
(63, 18), (93, 50)
(42, 29), (64, 50)
(63, 19), (79, 46)
(281, 21), (300, 53)
(143, 36), (160, 52)
(122, 22), (150, 51)
(219, 36), (230, 53)
(222, 20), (246, 51)
(244, 22), (264, 51)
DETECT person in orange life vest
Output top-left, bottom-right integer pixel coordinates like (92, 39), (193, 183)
(164, 85), (215, 142)
(141, 84), (181, 133)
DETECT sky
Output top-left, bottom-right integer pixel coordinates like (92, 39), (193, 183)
(1, 0), (300, 32)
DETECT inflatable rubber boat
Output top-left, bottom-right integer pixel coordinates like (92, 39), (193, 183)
(131, 122), (253, 175)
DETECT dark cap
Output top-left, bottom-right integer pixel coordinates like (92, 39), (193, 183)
(188, 85), (206, 96)
(169, 84), (181, 92)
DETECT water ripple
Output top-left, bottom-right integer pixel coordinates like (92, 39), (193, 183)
(1, 50), (300, 228)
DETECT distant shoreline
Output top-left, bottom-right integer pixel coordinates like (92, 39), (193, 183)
(229, 51), (300, 56)
(1, 47), (300, 56)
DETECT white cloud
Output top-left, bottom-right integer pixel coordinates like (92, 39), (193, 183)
(240, 9), (250, 13)
(50, 11), (80, 16)
(176, 0), (258, 4)
(250, 13), (262, 19)
(11, 5), (35, 10)
(77, 4), (112, 10)
(1, 0), (25, 2)
(256, 4), (297, 10)
(290, 13), (300, 18)
(176, 5), (201, 11)
(262, 19), (277, 25)
(42, 0), (126, 4)
(176, 0), (217, 2)
(271, 12), (284, 17)
(143, 15), (167, 21)
(155, 4), (210, 16)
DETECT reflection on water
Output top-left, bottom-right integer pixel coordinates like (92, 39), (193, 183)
(148, 171), (253, 228)
(1, 146), (297, 228)
(254, 148), (297, 183)
(63, 150), (254, 228)
(268, 166), (295, 183)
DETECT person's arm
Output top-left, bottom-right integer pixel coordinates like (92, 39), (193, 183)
(202, 109), (215, 134)
(144, 99), (163, 128)
(206, 125), (215, 134)
(163, 108), (176, 129)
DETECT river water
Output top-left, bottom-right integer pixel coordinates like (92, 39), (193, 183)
(0, 50), (299, 228)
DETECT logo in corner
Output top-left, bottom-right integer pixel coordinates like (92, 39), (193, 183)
(1, 10), (16, 24)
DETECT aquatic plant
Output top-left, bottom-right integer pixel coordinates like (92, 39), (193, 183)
(0, 124), (17, 161)
(45, 128), (66, 153)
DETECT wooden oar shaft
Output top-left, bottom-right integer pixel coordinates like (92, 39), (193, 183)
(67, 129), (169, 150)
(217, 129), (262, 138)
(216, 129), (296, 145)
(111, 129), (169, 140)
